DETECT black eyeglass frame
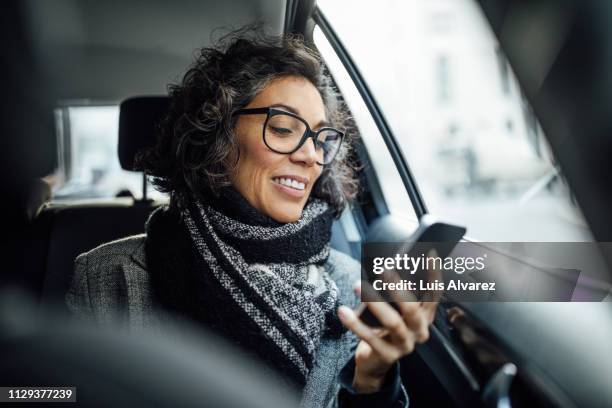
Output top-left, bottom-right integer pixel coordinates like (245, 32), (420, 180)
(232, 107), (345, 165)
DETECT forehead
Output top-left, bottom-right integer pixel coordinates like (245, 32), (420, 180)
(249, 76), (327, 121)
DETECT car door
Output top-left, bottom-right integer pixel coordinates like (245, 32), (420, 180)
(306, 1), (612, 407)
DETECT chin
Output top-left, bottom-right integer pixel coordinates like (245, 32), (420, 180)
(268, 205), (303, 223)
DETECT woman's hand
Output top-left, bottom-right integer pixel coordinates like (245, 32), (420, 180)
(337, 251), (441, 393)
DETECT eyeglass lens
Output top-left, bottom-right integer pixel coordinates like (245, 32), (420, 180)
(265, 113), (342, 164)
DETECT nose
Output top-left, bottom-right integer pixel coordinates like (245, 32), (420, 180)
(290, 136), (319, 166)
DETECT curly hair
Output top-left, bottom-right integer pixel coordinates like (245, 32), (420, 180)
(136, 27), (358, 217)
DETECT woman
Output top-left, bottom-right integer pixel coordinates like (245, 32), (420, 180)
(67, 29), (437, 408)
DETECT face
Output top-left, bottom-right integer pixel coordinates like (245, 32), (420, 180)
(231, 75), (327, 223)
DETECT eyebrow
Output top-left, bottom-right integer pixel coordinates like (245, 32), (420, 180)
(270, 103), (332, 129)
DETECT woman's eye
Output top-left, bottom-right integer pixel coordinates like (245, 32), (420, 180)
(270, 126), (293, 136)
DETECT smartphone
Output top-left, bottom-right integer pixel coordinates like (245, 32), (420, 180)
(356, 215), (466, 327)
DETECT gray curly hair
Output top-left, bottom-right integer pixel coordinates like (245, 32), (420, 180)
(136, 27), (358, 216)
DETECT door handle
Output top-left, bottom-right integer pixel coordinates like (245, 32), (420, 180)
(482, 363), (517, 408)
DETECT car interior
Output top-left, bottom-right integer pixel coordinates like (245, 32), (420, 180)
(3, 0), (612, 407)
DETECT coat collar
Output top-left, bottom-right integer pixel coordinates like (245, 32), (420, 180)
(130, 237), (147, 269)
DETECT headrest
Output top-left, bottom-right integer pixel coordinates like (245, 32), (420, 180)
(118, 96), (170, 171)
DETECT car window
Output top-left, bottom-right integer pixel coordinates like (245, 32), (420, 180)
(318, 0), (593, 242)
(52, 105), (165, 201)
(314, 28), (419, 231)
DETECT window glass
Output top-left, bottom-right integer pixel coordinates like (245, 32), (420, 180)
(314, 27), (419, 231)
(318, 0), (593, 241)
(52, 105), (165, 201)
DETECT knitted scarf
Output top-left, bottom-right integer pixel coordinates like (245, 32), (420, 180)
(144, 189), (346, 389)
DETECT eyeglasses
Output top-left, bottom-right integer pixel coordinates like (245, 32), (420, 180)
(232, 107), (344, 165)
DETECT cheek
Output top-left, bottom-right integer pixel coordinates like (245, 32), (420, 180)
(238, 140), (281, 181)
(255, 145), (279, 174)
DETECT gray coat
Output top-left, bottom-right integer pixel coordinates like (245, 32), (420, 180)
(66, 234), (368, 407)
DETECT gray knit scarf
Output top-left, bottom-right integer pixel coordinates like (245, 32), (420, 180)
(176, 190), (345, 386)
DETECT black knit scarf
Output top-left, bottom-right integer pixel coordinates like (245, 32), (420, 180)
(144, 189), (345, 390)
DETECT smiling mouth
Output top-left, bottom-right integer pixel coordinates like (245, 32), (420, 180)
(272, 177), (306, 191)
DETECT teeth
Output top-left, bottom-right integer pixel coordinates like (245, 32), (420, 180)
(274, 177), (305, 190)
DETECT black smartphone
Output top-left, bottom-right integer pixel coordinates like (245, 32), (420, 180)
(356, 215), (466, 327)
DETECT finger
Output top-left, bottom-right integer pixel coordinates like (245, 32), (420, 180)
(376, 269), (422, 331)
(381, 273), (421, 330)
(371, 327), (390, 339)
(400, 297), (427, 335)
(337, 306), (401, 364)
(374, 256), (429, 340)
(405, 308), (429, 343)
(360, 275), (427, 344)
(422, 301), (439, 325)
(377, 269), (426, 340)
(364, 301), (414, 349)
(363, 257), (432, 344)
(362, 274), (428, 343)
(380, 268), (419, 315)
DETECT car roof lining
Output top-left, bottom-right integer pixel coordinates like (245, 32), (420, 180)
(24, 0), (289, 102)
